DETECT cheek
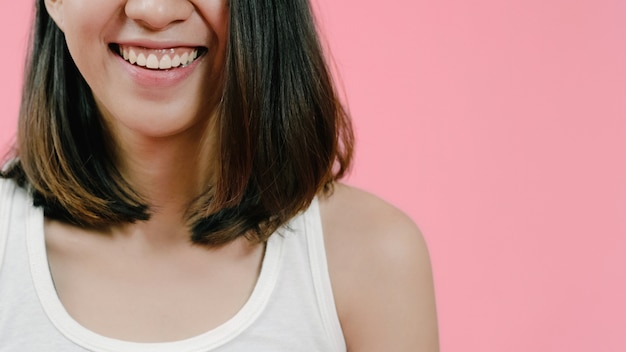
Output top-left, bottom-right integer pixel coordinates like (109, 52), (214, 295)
(60, 2), (115, 46)
(199, 0), (230, 41)
(201, 1), (229, 78)
(61, 10), (114, 85)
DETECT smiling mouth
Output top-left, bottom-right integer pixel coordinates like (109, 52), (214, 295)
(109, 44), (207, 70)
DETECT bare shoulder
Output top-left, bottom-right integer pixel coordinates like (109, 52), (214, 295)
(318, 183), (439, 352)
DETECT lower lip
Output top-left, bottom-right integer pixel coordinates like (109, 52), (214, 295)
(111, 49), (203, 88)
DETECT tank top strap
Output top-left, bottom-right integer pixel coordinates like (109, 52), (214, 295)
(0, 178), (17, 274)
(304, 197), (346, 352)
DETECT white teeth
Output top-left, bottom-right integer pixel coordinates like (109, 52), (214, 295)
(129, 49), (137, 64)
(136, 53), (147, 67)
(159, 55), (172, 69)
(118, 46), (200, 70)
(146, 54), (159, 69)
(180, 52), (189, 66)
(172, 55), (181, 67)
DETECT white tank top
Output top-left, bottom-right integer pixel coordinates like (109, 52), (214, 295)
(0, 178), (346, 352)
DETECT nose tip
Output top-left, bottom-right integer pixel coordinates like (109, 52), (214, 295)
(125, 0), (194, 30)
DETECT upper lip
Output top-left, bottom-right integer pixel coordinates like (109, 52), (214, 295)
(111, 39), (206, 50)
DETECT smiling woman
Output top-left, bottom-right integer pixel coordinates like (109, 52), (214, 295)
(0, 0), (438, 351)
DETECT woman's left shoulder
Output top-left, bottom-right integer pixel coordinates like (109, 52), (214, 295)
(319, 183), (424, 246)
(318, 183), (439, 351)
(318, 183), (430, 268)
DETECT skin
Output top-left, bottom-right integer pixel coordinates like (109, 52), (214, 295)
(320, 185), (439, 351)
(43, 0), (439, 350)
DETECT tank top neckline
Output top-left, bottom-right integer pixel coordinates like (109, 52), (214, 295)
(25, 201), (287, 352)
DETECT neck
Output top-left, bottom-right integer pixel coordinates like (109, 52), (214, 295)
(105, 120), (216, 245)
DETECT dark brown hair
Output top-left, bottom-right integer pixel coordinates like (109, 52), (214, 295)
(2, 0), (354, 246)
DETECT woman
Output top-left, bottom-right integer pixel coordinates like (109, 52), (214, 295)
(0, 0), (439, 350)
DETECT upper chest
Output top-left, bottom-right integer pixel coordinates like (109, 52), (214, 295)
(43, 219), (265, 343)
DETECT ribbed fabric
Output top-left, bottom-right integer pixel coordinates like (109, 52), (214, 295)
(0, 178), (346, 352)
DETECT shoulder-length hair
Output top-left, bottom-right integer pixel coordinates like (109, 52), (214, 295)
(3, 0), (354, 246)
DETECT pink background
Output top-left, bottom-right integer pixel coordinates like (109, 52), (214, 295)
(2, 1), (626, 351)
